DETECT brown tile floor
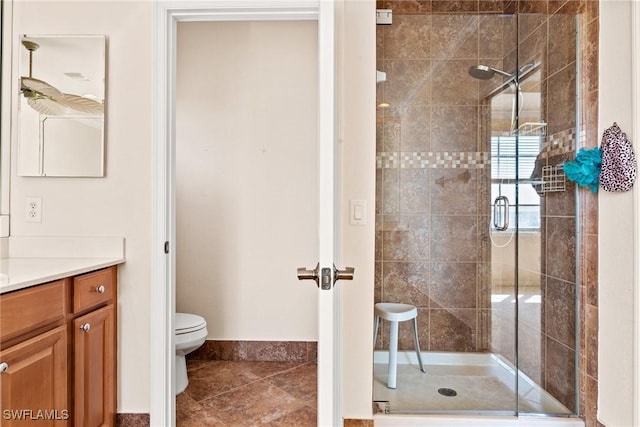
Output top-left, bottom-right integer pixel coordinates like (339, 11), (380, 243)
(177, 359), (317, 426)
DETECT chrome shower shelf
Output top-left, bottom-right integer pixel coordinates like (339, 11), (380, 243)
(540, 164), (566, 193)
(518, 121), (547, 136)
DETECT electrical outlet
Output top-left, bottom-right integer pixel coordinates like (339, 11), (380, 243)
(26, 197), (42, 223)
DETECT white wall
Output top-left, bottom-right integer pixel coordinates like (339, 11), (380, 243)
(338, 0), (377, 418)
(9, 1), (152, 413)
(6, 0), (376, 417)
(598, 1), (635, 426)
(175, 21), (319, 341)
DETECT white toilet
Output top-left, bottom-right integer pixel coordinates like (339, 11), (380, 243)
(175, 312), (208, 394)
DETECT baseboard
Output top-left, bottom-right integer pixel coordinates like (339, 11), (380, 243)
(115, 413), (149, 427)
(188, 339), (317, 362)
(344, 419), (374, 427)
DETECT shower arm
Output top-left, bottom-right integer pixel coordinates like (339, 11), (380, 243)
(485, 62), (540, 99)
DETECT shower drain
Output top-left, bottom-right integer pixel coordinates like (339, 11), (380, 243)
(437, 388), (458, 397)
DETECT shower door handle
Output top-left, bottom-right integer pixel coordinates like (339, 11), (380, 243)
(493, 196), (510, 231)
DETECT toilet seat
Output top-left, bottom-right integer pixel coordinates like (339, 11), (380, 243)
(175, 313), (206, 335)
(174, 312), (208, 395)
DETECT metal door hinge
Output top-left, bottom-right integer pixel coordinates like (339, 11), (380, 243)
(164, 241), (170, 254)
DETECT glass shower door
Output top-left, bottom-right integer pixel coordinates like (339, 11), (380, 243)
(490, 57), (577, 417)
(514, 8), (580, 416)
(485, 65), (520, 416)
(374, 4), (578, 416)
(373, 10), (521, 414)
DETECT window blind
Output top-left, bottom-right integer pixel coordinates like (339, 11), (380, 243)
(491, 135), (541, 180)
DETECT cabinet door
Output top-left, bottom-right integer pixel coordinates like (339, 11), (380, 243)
(0, 325), (68, 426)
(73, 305), (114, 427)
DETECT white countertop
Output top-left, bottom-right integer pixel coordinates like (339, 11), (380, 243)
(0, 257), (125, 294)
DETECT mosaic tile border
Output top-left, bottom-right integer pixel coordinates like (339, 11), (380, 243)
(538, 128), (578, 159)
(377, 128), (579, 169)
(377, 151), (490, 169)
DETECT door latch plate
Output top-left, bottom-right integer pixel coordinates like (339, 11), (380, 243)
(321, 267), (332, 290)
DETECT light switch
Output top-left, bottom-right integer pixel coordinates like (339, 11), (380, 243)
(350, 200), (366, 226)
(354, 204), (363, 221)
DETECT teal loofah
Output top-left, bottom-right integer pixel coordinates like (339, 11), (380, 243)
(563, 147), (602, 192)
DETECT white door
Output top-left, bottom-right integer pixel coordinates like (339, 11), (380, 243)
(153, 2), (345, 426)
(299, 2), (353, 426)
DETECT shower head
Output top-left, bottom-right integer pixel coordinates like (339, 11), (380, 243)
(468, 64), (513, 80)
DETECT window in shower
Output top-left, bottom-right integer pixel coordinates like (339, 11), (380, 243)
(490, 134), (542, 230)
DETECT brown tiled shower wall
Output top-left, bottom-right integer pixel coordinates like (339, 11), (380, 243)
(375, 0), (600, 424)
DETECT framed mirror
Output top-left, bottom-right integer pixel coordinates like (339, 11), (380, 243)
(17, 34), (106, 177)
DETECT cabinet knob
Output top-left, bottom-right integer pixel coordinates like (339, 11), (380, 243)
(0, 362), (8, 373)
(96, 285), (106, 294)
(80, 323), (91, 332)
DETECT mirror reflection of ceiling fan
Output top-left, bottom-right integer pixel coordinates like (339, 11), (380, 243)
(20, 39), (104, 116)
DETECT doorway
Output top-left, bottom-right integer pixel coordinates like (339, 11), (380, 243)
(174, 19), (319, 424)
(151, 2), (342, 426)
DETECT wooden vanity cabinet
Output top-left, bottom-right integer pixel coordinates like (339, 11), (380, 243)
(0, 280), (68, 426)
(0, 266), (117, 427)
(69, 266), (116, 427)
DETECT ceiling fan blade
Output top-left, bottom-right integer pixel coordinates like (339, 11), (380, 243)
(27, 97), (68, 116)
(21, 42), (103, 117)
(21, 76), (62, 99)
(57, 93), (104, 115)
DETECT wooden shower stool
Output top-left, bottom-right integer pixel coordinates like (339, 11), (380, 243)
(373, 302), (426, 389)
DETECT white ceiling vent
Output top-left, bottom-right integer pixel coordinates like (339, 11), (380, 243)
(64, 72), (91, 81)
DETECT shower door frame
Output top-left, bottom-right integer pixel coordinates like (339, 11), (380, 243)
(151, 1), (341, 426)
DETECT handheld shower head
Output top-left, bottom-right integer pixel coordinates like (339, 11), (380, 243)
(468, 64), (512, 80)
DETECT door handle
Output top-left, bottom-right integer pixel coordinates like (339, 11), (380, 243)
(297, 263), (354, 290)
(493, 196), (510, 231)
(297, 263), (320, 287)
(333, 265), (354, 285)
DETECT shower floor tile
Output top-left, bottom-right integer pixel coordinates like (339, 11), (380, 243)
(374, 355), (571, 415)
(374, 363), (528, 412)
(178, 360), (317, 426)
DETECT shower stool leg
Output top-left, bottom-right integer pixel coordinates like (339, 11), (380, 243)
(387, 320), (399, 389)
(413, 317), (426, 373)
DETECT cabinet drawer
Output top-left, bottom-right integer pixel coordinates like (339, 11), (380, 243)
(0, 280), (66, 343)
(73, 267), (115, 313)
